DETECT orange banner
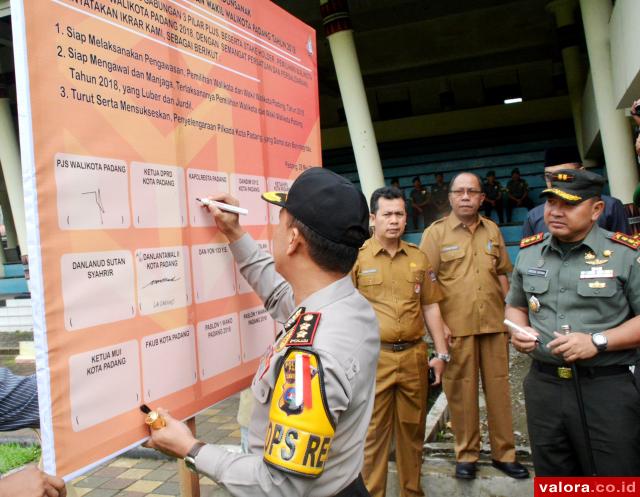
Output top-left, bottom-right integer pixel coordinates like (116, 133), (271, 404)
(12, 0), (320, 479)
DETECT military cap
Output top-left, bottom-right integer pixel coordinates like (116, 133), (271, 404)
(544, 146), (582, 168)
(261, 167), (370, 248)
(541, 169), (605, 205)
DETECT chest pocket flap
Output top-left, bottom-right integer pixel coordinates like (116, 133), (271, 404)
(440, 249), (465, 262)
(577, 280), (617, 298)
(358, 271), (382, 286)
(523, 276), (550, 294)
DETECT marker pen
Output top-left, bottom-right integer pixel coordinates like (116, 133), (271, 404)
(196, 197), (248, 216)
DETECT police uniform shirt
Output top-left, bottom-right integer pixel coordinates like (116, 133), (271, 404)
(521, 195), (630, 238)
(193, 234), (380, 497)
(507, 225), (640, 367)
(351, 237), (442, 342)
(420, 215), (512, 336)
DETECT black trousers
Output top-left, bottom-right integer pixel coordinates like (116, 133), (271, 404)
(333, 475), (371, 497)
(523, 364), (640, 476)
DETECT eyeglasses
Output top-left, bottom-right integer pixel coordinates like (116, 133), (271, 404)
(449, 189), (483, 197)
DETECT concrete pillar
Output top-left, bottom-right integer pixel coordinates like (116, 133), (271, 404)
(547, 0), (587, 157)
(580, 0), (638, 203)
(0, 98), (27, 254)
(0, 169), (18, 252)
(320, 0), (384, 201)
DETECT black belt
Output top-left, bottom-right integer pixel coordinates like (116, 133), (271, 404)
(532, 360), (629, 380)
(380, 339), (422, 352)
(332, 475), (370, 497)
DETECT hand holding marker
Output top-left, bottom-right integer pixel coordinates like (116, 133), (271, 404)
(196, 197), (248, 216)
(503, 319), (542, 344)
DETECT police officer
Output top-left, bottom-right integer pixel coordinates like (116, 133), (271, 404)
(146, 168), (380, 496)
(353, 187), (449, 497)
(522, 146), (629, 237)
(507, 169), (640, 476)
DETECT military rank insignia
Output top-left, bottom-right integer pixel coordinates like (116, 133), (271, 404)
(610, 232), (640, 250)
(286, 312), (321, 347)
(520, 233), (545, 248)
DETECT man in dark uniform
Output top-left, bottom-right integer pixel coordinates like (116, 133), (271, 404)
(146, 168), (379, 496)
(506, 168), (534, 222)
(506, 169), (640, 476)
(410, 176), (431, 229)
(431, 172), (449, 219)
(522, 146), (629, 237)
(482, 170), (504, 223)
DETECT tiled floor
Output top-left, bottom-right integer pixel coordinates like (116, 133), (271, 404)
(68, 400), (240, 497)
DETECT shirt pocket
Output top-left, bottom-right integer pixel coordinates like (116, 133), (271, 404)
(357, 271), (383, 300)
(576, 280), (620, 328)
(576, 280), (617, 298)
(439, 249), (465, 281)
(522, 275), (550, 295)
(251, 353), (281, 404)
(403, 269), (425, 300)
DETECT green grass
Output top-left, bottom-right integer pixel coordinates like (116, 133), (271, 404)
(0, 443), (41, 473)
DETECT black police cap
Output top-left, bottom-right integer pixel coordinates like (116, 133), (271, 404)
(261, 167), (370, 248)
(541, 169), (605, 205)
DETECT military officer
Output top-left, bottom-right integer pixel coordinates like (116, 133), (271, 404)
(353, 186), (449, 497)
(146, 167), (380, 496)
(507, 169), (640, 476)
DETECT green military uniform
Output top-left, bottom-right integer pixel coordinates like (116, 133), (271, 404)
(506, 170), (640, 476)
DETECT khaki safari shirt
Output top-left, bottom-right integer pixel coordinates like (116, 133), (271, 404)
(420, 214), (512, 336)
(352, 237), (443, 343)
(506, 225), (640, 367)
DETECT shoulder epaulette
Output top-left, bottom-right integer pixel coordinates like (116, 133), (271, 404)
(610, 232), (640, 250)
(520, 233), (545, 248)
(286, 312), (321, 347)
(405, 241), (419, 249)
(431, 217), (446, 226)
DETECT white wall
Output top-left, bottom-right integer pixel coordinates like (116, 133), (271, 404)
(610, 0), (640, 108)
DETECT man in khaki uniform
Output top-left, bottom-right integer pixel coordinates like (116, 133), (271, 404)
(420, 172), (528, 480)
(353, 187), (449, 497)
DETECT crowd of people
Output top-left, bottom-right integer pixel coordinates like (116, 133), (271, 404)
(2, 136), (640, 497)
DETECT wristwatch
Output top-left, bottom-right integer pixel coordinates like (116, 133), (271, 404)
(591, 333), (608, 353)
(434, 352), (451, 363)
(184, 441), (206, 473)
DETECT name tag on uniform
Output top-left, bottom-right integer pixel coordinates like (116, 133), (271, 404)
(580, 267), (614, 279)
(441, 245), (459, 253)
(359, 269), (377, 275)
(527, 268), (548, 277)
